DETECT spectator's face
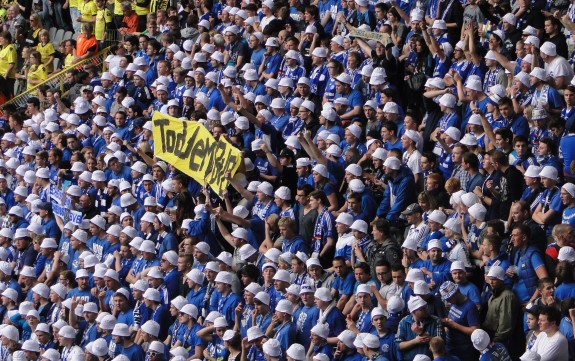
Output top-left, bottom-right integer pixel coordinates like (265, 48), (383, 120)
(541, 176), (555, 189)
(79, 194), (91, 209)
(540, 282), (555, 299)
(513, 141), (528, 156)
(36, 331), (49, 344)
(354, 268), (368, 283)
(348, 198), (361, 214)
(262, 267), (275, 282)
(215, 281), (227, 293)
(375, 266), (390, 284)
(565, 89), (575, 106)
(192, 248), (208, 263)
(451, 270), (466, 284)
(429, 248), (442, 262)
(561, 188), (574, 205)
(538, 314), (552, 332)
(511, 229), (527, 248)
(526, 313), (538, 331)
(77, 277), (88, 289)
(149, 277), (162, 288)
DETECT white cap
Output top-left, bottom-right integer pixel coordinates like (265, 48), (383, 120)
(383, 157), (401, 170)
(312, 164), (328, 177)
(58, 325), (76, 339)
(407, 296), (427, 313)
(314, 287), (332, 302)
(263, 339), (282, 357)
(541, 41), (557, 57)
(487, 265), (505, 281)
(530, 67), (547, 81)
(406, 268), (424, 283)
(502, 13), (516, 26)
(471, 329), (491, 351)
(247, 326), (265, 341)
(286, 344), (306, 361)
(143, 288), (161, 302)
(439, 93), (456, 108)
(558, 246), (575, 262)
(444, 126), (461, 141)
(465, 78), (483, 92)
(350, 220), (368, 234)
(468, 203), (487, 221)
(427, 239), (442, 252)
(540, 166), (558, 181)
(312, 47), (327, 58)
(337, 330), (356, 348)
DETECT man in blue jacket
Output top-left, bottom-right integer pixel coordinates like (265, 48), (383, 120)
(376, 157), (416, 222)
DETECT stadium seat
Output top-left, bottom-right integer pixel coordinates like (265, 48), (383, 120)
(52, 29), (65, 47)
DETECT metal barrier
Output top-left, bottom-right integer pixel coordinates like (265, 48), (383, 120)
(1, 47), (112, 110)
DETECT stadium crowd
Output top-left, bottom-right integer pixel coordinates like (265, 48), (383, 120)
(2, 0), (575, 359)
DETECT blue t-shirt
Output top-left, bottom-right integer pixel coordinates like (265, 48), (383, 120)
(445, 298), (479, 356)
(563, 206), (575, 229)
(538, 187), (564, 235)
(332, 271), (355, 298)
(263, 53), (282, 77)
(294, 305), (320, 349)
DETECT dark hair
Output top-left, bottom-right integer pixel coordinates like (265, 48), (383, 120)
(125, 35), (138, 46)
(382, 121), (397, 134)
(348, 192), (362, 204)
(304, 5), (319, 19)
(482, 234), (502, 251)
(373, 218), (390, 236)
(309, 190), (328, 205)
(538, 277), (554, 289)
(239, 264), (260, 280)
(544, 16), (562, 29)
(513, 135), (529, 145)
(374, 259), (391, 268)
(148, 39), (162, 52)
(511, 223), (531, 239)
(494, 128), (513, 144)
(0, 31), (12, 42)
(354, 261), (371, 275)
(538, 137), (557, 155)
(556, 261), (574, 284)
(421, 151), (436, 164)
(391, 263), (405, 272)
(486, 219), (505, 236)
(297, 184), (314, 195)
(539, 305), (562, 325)
(561, 298), (575, 317)
(26, 97), (40, 108)
(491, 150), (509, 166)
(453, 143), (468, 153)
(498, 97), (513, 108)
(463, 152), (479, 170)
(333, 256), (347, 264)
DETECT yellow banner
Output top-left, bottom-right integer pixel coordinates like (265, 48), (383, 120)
(152, 113), (242, 198)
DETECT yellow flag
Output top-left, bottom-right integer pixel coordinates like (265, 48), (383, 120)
(152, 113), (242, 198)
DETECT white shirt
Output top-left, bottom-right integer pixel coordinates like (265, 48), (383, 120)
(405, 222), (429, 249)
(545, 56), (574, 83)
(532, 329), (569, 361)
(260, 15), (276, 31)
(402, 149), (422, 176)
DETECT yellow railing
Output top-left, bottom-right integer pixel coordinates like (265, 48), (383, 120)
(2, 46), (112, 110)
